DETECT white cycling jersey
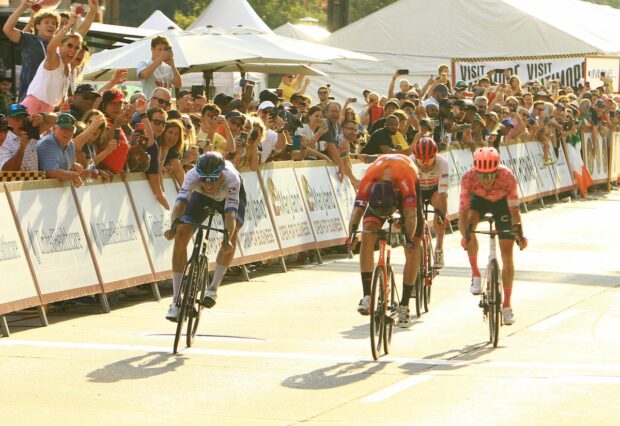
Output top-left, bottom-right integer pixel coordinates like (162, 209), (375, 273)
(177, 160), (242, 212)
(410, 153), (449, 193)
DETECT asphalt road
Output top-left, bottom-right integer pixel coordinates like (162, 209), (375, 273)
(1, 191), (619, 425)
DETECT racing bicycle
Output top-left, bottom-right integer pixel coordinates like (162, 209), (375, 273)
(413, 200), (443, 317)
(173, 211), (228, 354)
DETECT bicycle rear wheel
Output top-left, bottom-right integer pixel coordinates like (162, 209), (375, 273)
(369, 265), (386, 360)
(186, 255), (208, 347)
(488, 259), (501, 347)
(383, 265), (398, 355)
(423, 235), (432, 313)
(173, 260), (196, 354)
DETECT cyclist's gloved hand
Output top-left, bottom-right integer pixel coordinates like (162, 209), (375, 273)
(512, 223), (527, 250)
(515, 236), (528, 250)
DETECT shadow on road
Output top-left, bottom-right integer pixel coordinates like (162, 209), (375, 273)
(87, 352), (186, 383)
(282, 361), (387, 390)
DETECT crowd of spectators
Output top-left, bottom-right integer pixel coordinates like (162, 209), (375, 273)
(1, 0), (619, 208)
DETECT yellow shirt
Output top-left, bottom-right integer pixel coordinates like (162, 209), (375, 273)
(392, 132), (409, 151)
(196, 129), (228, 154)
(277, 82), (296, 102)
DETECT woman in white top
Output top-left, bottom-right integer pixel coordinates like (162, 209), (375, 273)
(22, 13), (81, 114)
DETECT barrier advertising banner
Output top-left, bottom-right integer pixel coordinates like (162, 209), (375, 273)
(505, 142), (542, 201)
(453, 57), (584, 88)
(126, 175), (175, 278)
(6, 181), (101, 303)
(583, 132), (609, 183)
(611, 132), (620, 181)
(74, 179), (154, 290)
(326, 165), (356, 230)
(445, 149), (464, 219)
(259, 163), (316, 255)
(0, 185), (40, 314)
(236, 171), (282, 262)
(351, 161), (371, 181)
(552, 144), (576, 192)
(450, 148), (474, 181)
(524, 142), (558, 197)
(294, 162), (348, 247)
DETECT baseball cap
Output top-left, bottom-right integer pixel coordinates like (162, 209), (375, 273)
(259, 89), (278, 104)
(501, 118), (514, 127)
(225, 110), (243, 119)
(102, 88), (124, 103)
(228, 99), (243, 111)
(384, 100), (400, 110)
(595, 99), (606, 108)
(75, 83), (101, 97)
(213, 92), (233, 106)
(0, 114), (11, 131)
(258, 100), (275, 111)
(7, 103), (29, 118)
(455, 80), (468, 90)
(423, 98), (440, 109)
(56, 113), (77, 128)
(434, 83), (449, 94)
(167, 110), (182, 121)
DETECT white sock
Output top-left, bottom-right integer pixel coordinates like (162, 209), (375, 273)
(172, 272), (183, 302)
(208, 264), (227, 292)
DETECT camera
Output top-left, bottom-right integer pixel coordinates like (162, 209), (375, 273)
(22, 118), (40, 140)
(563, 120), (573, 131)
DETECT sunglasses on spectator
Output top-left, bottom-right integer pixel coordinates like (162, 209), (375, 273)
(151, 119), (166, 126)
(152, 97), (171, 107)
(416, 157), (435, 166)
(476, 171), (498, 181)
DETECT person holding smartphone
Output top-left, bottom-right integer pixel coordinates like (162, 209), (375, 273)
(137, 36), (181, 98)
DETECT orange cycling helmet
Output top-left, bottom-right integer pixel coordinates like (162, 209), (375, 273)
(473, 147), (500, 173)
(413, 137), (438, 162)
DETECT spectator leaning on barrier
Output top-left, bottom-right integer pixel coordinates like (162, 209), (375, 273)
(368, 99), (399, 134)
(36, 113), (83, 187)
(98, 88), (131, 174)
(0, 104), (41, 171)
(137, 35), (182, 99)
(361, 115), (399, 155)
(197, 103), (234, 156)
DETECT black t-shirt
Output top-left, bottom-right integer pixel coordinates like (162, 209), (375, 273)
(145, 143), (159, 175)
(369, 117), (386, 135)
(361, 127), (394, 155)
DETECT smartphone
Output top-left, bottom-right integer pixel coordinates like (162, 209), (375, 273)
(191, 85), (205, 99)
(241, 83), (254, 103)
(292, 134), (301, 150)
(113, 129), (120, 141)
(275, 88), (283, 98)
(397, 69), (409, 75)
(349, 98), (358, 103)
(238, 131), (248, 148)
(164, 46), (172, 52)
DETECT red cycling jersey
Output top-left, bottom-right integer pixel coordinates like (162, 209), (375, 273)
(459, 165), (519, 212)
(355, 154), (419, 209)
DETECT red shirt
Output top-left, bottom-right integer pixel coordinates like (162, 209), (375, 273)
(101, 127), (129, 174)
(369, 105), (384, 125)
(459, 165), (519, 212)
(355, 154), (419, 209)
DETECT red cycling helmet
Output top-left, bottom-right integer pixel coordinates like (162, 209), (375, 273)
(473, 147), (500, 173)
(413, 137), (438, 162)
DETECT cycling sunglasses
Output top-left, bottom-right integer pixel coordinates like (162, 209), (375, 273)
(476, 171), (498, 181)
(200, 175), (220, 183)
(416, 157), (435, 166)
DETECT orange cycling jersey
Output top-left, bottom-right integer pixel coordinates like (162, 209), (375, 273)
(355, 154), (419, 209)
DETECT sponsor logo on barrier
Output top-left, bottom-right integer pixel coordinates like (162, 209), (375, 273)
(142, 209), (170, 247)
(239, 192), (277, 251)
(267, 177), (306, 217)
(89, 220), (138, 255)
(299, 175), (338, 215)
(27, 224), (84, 265)
(506, 155), (537, 183)
(0, 237), (21, 262)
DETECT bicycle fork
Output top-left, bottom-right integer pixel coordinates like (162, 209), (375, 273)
(479, 235), (498, 318)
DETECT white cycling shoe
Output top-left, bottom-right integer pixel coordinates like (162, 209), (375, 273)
(165, 303), (179, 322)
(502, 307), (515, 325)
(470, 277), (482, 295)
(357, 295), (370, 315)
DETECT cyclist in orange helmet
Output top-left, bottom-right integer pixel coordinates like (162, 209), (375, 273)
(459, 147), (527, 325)
(347, 154), (423, 328)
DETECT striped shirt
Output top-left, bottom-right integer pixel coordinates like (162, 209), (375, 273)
(0, 131), (38, 171)
(36, 133), (75, 171)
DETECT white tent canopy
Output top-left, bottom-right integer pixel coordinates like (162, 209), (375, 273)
(188, 0), (271, 32)
(139, 10), (181, 31)
(311, 0), (620, 103)
(273, 22), (330, 42)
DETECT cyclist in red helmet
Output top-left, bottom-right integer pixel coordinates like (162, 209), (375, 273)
(459, 147), (527, 325)
(410, 137), (449, 268)
(347, 154), (423, 327)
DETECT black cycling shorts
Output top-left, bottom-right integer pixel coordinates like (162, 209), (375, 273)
(181, 184), (246, 227)
(469, 194), (513, 240)
(420, 185), (438, 205)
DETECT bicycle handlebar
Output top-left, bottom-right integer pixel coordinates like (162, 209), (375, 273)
(173, 217), (230, 245)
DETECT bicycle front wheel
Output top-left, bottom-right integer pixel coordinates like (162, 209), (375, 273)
(383, 265), (398, 355)
(186, 255), (208, 347)
(370, 265), (386, 360)
(173, 260), (196, 354)
(423, 236), (433, 313)
(414, 250), (423, 318)
(488, 259), (501, 347)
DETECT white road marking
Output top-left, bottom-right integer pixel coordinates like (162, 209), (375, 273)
(530, 310), (580, 332)
(2, 339), (620, 375)
(362, 375), (432, 402)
